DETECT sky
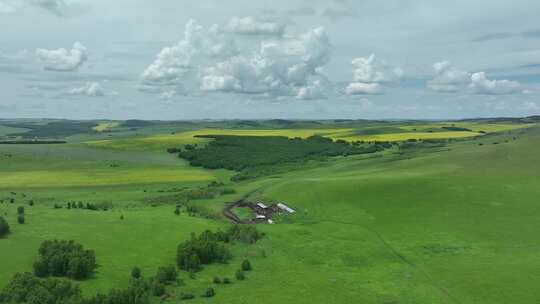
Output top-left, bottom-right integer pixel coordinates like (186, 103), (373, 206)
(1, 0), (540, 120)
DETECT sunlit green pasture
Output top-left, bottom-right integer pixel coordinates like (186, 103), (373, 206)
(1, 121), (540, 304)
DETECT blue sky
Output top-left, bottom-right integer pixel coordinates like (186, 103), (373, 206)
(1, 0), (540, 120)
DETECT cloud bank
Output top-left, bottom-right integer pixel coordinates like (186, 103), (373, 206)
(69, 82), (104, 97)
(428, 61), (522, 95)
(226, 17), (285, 36)
(31, 0), (65, 16)
(470, 72), (521, 95)
(35, 42), (88, 71)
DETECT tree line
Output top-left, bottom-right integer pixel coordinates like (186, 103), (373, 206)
(170, 135), (389, 180)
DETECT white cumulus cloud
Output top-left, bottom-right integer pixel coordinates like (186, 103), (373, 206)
(69, 82), (104, 97)
(35, 42), (88, 71)
(470, 72), (521, 95)
(428, 61), (471, 92)
(226, 16), (285, 36)
(345, 54), (402, 95)
(142, 20), (237, 85)
(200, 26), (332, 99)
(143, 20), (332, 100)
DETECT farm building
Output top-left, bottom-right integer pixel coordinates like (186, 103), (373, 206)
(256, 214), (266, 219)
(257, 202), (268, 209)
(277, 203), (295, 213)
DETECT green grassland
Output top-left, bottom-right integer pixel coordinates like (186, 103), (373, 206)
(1, 119), (540, 303)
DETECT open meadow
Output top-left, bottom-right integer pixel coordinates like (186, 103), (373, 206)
(1, 118), (540, 303)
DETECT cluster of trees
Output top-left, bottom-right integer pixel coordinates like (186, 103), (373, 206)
(177, 225), (264, 272)
(0, 271), (157, 304)
(0, 272), (82, 304)
(170, 135), (388, 180)
(0, 216), (9, 237)
(33, 240), (96, 280)
(66, 201), (113, 211)
(225, 225), (265, 244)
(177, 230), (232, 272)
(84, 278), (151, 304)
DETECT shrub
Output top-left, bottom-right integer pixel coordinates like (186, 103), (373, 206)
(180, 292), (194, 300)
(174, 205), (181, 216)
(241, 259), (252, 271)
(28, 200), (34, 206)
(226, 225), (264, 244)
(131, 266), (141, 279)
(33, 240), (96, 280)
(17, 206), (25, 214)
(222, 277), (231, 284)
(0, 216), (10, 237)
(235, 270), (245, 281)
(151, 281), (166, 297)
(213, 276), (221, 284)
(203, 287), (215, 298)
(17, 214), (25, 224)
(155, 265), (177, 284)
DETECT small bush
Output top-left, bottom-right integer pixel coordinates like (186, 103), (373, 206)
(0, 216), (9, 237)
(28, 200), (34, 206)
(17, 214), (25, 224)
(235, 270), (245, 281)
(151, 281), (166, 296)
(241, 259), (252, 271)
(17, 206), (25, 215)
(131, 266), (141, 279)
(212, 276), (221, 284)
(180, 292), (194, 300)
(203, 287), (215, 298)
(223, 277), (231, 284)
(156, 265), (177, 284)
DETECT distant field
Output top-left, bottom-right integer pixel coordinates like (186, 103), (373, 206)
(332, 131), (482, 142)
(400, 122), (535, 133)
(93, 121), (121, 132)
(85, 122), (538, 150)
(86, 128), (355, 151)
(0, 125), (30, 136)
(0, 167), (214, 188)
(0, 144), (224, 192)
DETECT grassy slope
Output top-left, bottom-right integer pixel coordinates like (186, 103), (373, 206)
(0, 122), (539, 303)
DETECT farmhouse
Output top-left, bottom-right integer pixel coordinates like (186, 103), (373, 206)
(224, 199), (296, 224)
(277, 203), (295, 213)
